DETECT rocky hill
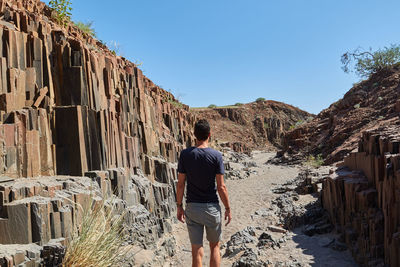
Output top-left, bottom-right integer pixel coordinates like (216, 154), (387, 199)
(192, 100), (313, 153)
(285, 67), (400, 164)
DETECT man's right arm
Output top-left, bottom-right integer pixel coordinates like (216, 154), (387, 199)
(216, 174), (232, 226)
(176, 172), (186, 223)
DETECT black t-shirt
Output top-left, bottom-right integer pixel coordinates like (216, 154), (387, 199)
(177, 147), (225, 203)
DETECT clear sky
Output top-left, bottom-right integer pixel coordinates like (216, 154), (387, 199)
(44, 0), (400, 114)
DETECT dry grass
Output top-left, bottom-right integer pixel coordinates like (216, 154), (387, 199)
(305, 154), (324, 168)
(62, 199), (127, 267)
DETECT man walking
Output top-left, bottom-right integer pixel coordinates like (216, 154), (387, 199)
(176, 119), (232, 267)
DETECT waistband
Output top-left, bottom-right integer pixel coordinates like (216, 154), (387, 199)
(186, 202), (220, 208)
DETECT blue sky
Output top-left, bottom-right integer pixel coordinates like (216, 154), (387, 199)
(44, 0), (400, 114)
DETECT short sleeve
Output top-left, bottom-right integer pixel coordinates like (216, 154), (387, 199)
(177, 151), (186, 173)
(216, 154), (225, 174)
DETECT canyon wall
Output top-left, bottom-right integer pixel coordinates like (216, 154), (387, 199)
(193, 100), (312, 152)
(285, 68), (400, 164)
(0, 0), (195, 265)
(322, 122), (400, 266)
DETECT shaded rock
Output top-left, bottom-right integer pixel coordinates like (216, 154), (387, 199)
(224, 227), (257, 257)
(330, 240), (347, 251)
(231, 248), (269, 267)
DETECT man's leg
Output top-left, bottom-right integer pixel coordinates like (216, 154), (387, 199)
(209, 241), (220, 267)
(191, 244), (204, 267)
(186, 206), (205, 267)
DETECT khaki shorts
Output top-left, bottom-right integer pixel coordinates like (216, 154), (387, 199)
(185, 202), (222, 245)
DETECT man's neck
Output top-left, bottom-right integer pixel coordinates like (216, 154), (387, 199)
(196, 139), (209, 148)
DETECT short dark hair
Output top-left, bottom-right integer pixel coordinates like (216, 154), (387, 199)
(194, 119), (210, 141)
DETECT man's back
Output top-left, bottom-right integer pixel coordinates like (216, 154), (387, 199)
(178, 147), (224, 203)
(175, 119), (231, 267)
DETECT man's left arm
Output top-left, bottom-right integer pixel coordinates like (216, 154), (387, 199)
(176, 172), (186, 223)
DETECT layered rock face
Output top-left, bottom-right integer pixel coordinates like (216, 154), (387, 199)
(322, 124), (400, 266)
(0, 0), (195, 265)
(285, 68), (400, 164)
(192, 100), (312, 152)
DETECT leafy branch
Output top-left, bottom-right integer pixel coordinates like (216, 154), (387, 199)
(49, 0), (72, 26)
(341, 45), (400, 78)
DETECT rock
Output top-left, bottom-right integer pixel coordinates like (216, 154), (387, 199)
(223, 150), (258, 180)
(284, 67), (400, 165)
(321, 126), (400, 265)
(317, 237), (334, 247)
(160, 237), (176, 257)
(330, 240), (347, 251)
(303, 216), (333, 236)
(257, 232), (285, 249)
(224, 227), (257, 257)
(274, 260), (303, 267)
(267, 225), (287, 234)
(231, 248), (269, 267)
(0, 0), (197, 265)
(229, 227), (257, 245)
(192, 101), (312, 152)
(257, 232), (275, 248)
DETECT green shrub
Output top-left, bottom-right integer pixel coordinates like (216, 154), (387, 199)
(49, 0), (72, 26)
(341, 45), (400, 78)
(75, 21), (96, 38)
(256, 97), (265, 102)
(234, 103), (243, 106)
(208, 104), (217, 108)
(288, 119), (305, 131)
(305, 154), (324, 168)
(168, 99), (183, 108)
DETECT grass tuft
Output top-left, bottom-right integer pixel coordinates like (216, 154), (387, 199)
(62, 198), (127, 267)
(305, 154), (324, 168)
(75, 21), (96, 38)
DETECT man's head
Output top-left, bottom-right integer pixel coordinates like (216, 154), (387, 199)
(194, 119), (210, 141)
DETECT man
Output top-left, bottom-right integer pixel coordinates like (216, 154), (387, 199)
(176, 119), (232, 267)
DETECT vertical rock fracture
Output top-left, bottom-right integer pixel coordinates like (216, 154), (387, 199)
(0, 0), (195, 265)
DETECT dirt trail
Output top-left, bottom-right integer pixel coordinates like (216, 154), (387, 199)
(166, 151), (356, 267)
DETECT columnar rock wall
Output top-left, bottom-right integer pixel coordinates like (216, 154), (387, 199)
(322, 124), (400, 266)
(0, 0), (195, 265)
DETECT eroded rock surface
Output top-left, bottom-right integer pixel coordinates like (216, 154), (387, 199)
(322, 126), (400, 266)
(192, 101), (312, 153)
(285, 68), (400, 164)
(0, 0), (196, 265)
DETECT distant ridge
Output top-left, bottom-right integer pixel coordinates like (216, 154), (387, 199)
(191, 100), (313, 152)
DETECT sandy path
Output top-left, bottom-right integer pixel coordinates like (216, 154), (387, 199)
(166, 151), (356, 267)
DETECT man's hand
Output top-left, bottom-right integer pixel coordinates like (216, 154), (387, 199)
(177, 206), (185, 223)
(225, 208), (232, 226)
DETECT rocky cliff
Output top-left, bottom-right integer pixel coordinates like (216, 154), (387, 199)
(322, 124), (400, 266)
(285, 68), (400, 164)
(0, 0), (195, 265)
(192, 100), (312, 153)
